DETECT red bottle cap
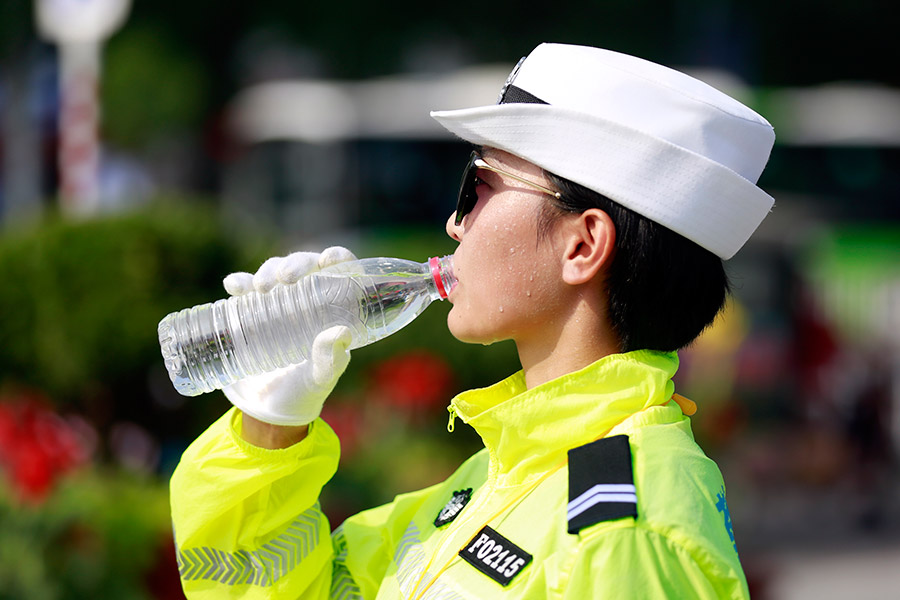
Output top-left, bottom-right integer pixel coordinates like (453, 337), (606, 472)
(429, 256), (450, 299)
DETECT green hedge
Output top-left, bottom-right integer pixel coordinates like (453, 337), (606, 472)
(0, 208), (519, 442)
(0, 207), (519, 497)
(0, 200), (276, 407)
(0, 469), (174, 600)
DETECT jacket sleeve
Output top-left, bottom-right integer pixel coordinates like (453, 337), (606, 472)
(330, 479), (449, 599)
(559, 522), (749, 600)
(170, 408), (341, 599)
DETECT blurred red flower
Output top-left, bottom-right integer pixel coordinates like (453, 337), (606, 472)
(0, 390), (92, 503)
(320, 401), (365, 458)
(369, 351), (455, 418)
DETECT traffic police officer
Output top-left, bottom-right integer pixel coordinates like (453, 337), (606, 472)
(171, 43), (775, 599)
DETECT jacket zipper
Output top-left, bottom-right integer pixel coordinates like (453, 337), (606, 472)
(446, 405), (457, 432)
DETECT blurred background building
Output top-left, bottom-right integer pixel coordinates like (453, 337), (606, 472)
(0, 1), (898, 598)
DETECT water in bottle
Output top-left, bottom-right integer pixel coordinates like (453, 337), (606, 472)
(158, 256), (456, 396)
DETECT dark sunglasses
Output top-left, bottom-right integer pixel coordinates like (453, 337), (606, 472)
(454, 151), (562, 226)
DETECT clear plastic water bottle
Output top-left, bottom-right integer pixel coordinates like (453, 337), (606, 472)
(158, 256), (456, 397)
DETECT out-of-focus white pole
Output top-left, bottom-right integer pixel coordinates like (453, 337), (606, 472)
(57, 41), (101, 214)
(34, 0), (131, 217)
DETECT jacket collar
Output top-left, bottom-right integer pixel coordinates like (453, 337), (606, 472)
(449, 350), (679, 488)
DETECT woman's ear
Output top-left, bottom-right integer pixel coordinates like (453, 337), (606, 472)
(560, 208), (616, 285)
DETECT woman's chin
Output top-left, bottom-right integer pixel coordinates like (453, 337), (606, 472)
(448, 323), (510, 349)
(446, 313), (496, 346)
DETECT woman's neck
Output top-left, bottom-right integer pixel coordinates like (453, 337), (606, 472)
(516, 299), (620, 390)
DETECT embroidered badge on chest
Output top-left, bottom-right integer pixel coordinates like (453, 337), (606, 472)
(434, 488), (472, 528)
(460, 525), (533, 586)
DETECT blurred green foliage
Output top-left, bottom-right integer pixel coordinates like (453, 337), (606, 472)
(0, 202), (522, 526)
(0, 469), (172, 600)
(0, 200), (276, 597)
(801, 224), (900, 341)
(103, 25), (210, 148)
(0, 199), (276, 407)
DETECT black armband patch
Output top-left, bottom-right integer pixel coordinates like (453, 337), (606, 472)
(567, 435), (637, 534)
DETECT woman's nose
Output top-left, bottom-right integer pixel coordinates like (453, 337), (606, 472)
(446, 212), (463, 242)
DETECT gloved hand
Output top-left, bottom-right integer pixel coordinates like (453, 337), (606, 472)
(221, 246), (357, 426)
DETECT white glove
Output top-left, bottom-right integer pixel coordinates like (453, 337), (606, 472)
(221, 246), (357, 426)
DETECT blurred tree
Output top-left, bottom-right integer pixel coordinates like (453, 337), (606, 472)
(114, 0), (897, 87)
(102, 25), (209, 149)
(0, 465), (176, 600)
(0, 2), (33, 58)
(0, 199), (278, 444)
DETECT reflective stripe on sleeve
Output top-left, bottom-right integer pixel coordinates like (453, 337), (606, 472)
(330, 525), (363, 600)
(176, 503), (323, 587)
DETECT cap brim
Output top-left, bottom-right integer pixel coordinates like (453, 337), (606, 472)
(432, 103), (773, 260)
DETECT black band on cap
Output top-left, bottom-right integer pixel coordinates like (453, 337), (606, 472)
(499, 85), (549, 105)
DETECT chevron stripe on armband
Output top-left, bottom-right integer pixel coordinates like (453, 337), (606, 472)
(176, 503), (324, 587)
(567, 435), (638, 534)
(330, 525), (362, 600)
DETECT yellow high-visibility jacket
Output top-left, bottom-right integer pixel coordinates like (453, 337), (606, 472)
(171, 350), (749, 599)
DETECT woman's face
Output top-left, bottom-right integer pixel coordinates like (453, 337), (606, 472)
(444, 149), (567, 346)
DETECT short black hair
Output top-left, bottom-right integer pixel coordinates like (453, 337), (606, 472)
(541, 173), (731, 353)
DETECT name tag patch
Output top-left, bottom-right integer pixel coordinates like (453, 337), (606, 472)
(459, 525), (532, 586)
